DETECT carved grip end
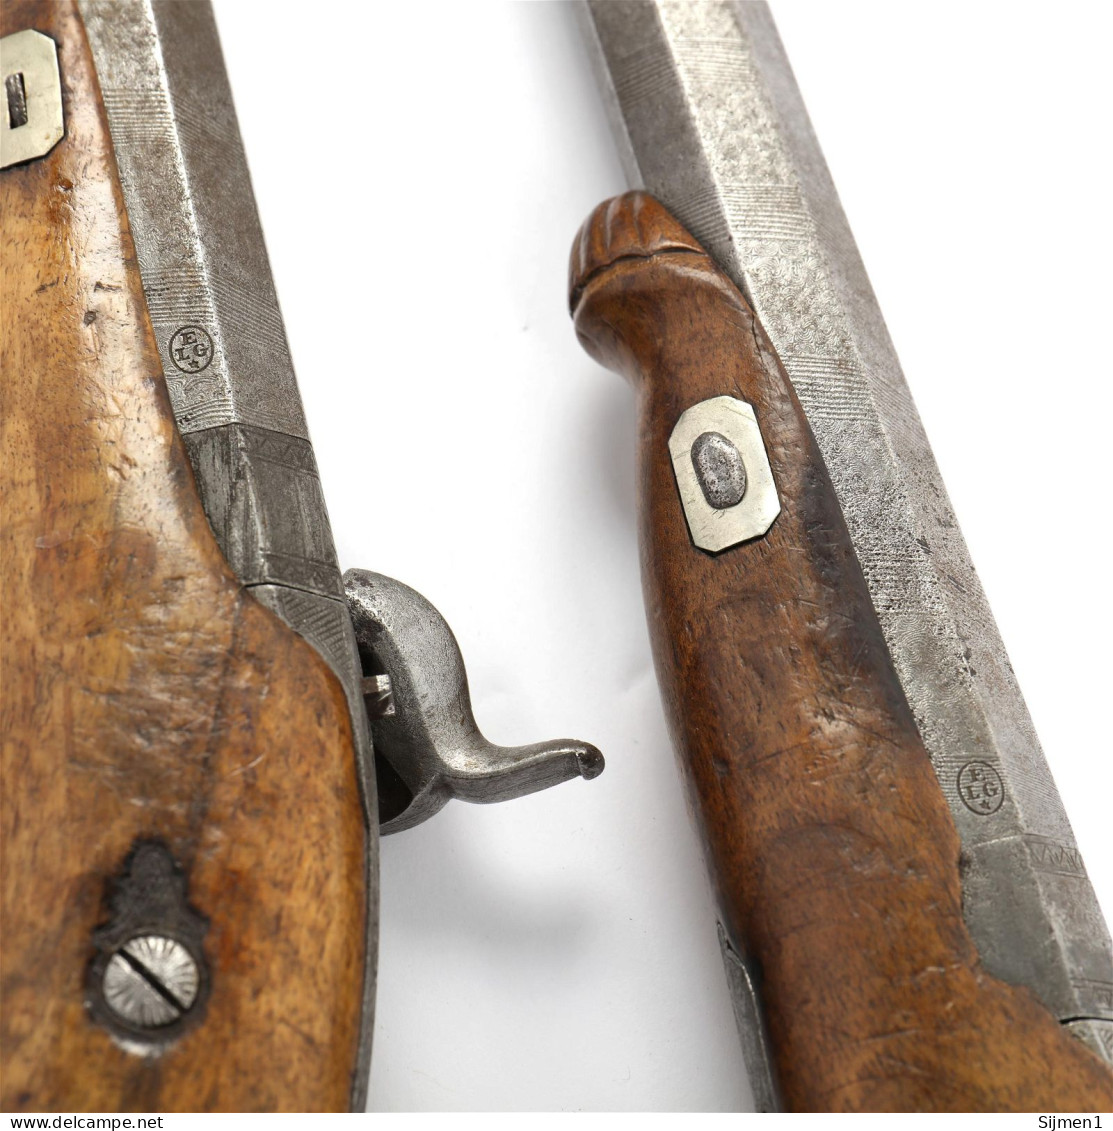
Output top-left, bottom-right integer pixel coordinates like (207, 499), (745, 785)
(565, 193), (1113, 1111)
(568, 191), (703, 313)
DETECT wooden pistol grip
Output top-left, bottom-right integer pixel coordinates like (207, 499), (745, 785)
(569, 193), (1112, 1111)
(1, 1), (367, 1111)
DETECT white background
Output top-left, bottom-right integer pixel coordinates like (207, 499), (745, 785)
(211, 1), (1110, 1112)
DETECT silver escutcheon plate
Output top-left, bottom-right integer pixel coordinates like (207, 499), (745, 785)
(581, 0), (1113, 1075)
(669, 396), (779, 553)
(1, 29), (63, 169)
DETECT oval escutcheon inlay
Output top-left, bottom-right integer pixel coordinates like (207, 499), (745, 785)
(692, 431), (747, 509)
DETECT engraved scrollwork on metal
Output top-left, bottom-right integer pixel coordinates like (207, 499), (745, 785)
(581, 1), (1113, 1052)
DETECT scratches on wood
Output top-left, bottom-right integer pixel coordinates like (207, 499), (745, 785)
(570, 191), (1113, 1111)
(1, 1), (366, 1111)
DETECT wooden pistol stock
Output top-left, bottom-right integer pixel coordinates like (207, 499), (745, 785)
(2, 3), (607, 1112)
(1, 1), (368, 1110)
(568, 192), (1113, 1111)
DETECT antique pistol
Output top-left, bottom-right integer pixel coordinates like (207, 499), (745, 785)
(568, 0), (1113, 1113)
(3, 0), (1110, 1114)
(0, 0), (602, 1111)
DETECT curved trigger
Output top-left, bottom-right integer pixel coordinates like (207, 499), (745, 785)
(344, 569), (603, 834)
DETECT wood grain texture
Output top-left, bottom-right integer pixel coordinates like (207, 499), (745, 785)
(1, 1), (368, 1111)
(570, 193), (1113, 1112)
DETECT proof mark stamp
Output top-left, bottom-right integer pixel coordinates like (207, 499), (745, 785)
(957, 761), (1005, 815)
(169, 325), (214, 373)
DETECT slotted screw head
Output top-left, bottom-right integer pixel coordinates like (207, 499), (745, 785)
(102, 935), (199, 1028)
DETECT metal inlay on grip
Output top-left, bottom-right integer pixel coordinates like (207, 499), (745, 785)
(580, 0), (1113, 1050)
(0, 30), (64, 169)
(669, 396), (779, 553)
(692, 431), (747, 509)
